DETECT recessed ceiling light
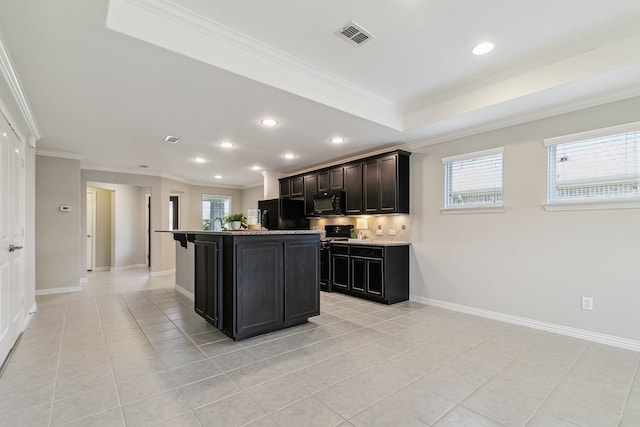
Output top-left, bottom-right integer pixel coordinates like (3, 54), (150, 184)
(163, 135), (180, 144)
(330, 137), (345, 144)
(283, 153), (295, 160)
(251, 165), (262, 171)
(214, 175), (222, 179)
(220, 141), (234, 148)
(261, 119), (278, 127)
(472, 42), (494, 55)
(194, 157), (207, 163)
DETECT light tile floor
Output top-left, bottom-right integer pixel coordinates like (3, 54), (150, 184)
(1, 268), (639, 426)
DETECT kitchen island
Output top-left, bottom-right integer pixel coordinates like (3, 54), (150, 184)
(170, 230), (322, 340)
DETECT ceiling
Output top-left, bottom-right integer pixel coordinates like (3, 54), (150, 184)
(1, 0), (640, 188)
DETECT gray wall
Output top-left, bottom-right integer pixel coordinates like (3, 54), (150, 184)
(36, 155), (81, 291)
(409, 95), (640, 342)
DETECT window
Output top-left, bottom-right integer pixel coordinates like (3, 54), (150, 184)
(202, 195), (231, 230)
(442, 148), (504, 210)
(546, 122), (640, 204)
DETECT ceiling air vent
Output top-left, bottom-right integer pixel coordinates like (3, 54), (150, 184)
(163, 135), (180, 144)
(336, 21), (374, 47)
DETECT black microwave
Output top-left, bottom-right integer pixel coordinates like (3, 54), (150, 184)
(313, 190), (345, 216)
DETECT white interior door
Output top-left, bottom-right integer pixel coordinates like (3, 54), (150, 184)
(0, 117), (25, 365)
(87, 191), (95, 271)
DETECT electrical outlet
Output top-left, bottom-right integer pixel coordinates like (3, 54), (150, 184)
(376, 229), (383, 236)
(581, 296), (593, 311)
(388, 229), (396, 236)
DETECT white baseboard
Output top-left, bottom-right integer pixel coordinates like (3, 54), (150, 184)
(410, 295), (640, 352)
(175, 284), (194, 300)
(112, 264), (148, 271)
(92, 266), (111, 272)
(36, 285), (82, 296)
(150, 268), (175, 277)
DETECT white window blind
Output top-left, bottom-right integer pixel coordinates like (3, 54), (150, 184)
(546, 122), (640, 203)
(442, 148), (504, 209)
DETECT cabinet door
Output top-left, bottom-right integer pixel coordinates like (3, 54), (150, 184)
(363, 159), (380, 213)
(279, 178), (290, 198)
(236, 242), (283, 338)
(284, 240), (320, 324)
(344, 163), (363, 214)
(379, 154), (398, 212)
(366, 258), (384, 297)
(290, 176), (304, 197)
(317, 170), (330, 192)
(350, 257), (366, 293)
(331, 255), (350, 290)
(330, 167), (344, 191)
(303, 174), (317, 216)
(194, 240), (218, 326)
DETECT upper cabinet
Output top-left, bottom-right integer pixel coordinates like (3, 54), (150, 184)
(344, 163), (363, 214)
(279, 150), (410, 215)
(364, 152), (410, 214)
(303, 173), (317, 216)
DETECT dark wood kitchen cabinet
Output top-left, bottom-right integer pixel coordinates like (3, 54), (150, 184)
(330, 243), (409, 304)
(317, 170), (329, 192)
(344, 163), (363, 214)
(194, 237), (221, 327)
(303, 173), (317, 216)
(330, 166), (344, 191)
(193, 232), (320, 340)
(331, 244), (350, 290)
(290, 176), (304, 197)
(284, 240), (320, 324)
(364, 152), (410, 214)
(235, 241), (284, 338)
(279, 178), (291, 198)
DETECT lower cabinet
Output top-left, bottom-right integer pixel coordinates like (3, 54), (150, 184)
(195, 233), (320, 340)
(194, 238), (221, 327)
(330, 243), (408, 304)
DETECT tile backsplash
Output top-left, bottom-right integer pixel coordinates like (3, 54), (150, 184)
(311, 214), (411, 242)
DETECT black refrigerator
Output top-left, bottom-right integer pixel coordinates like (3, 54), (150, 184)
(258, 198), (309, 230)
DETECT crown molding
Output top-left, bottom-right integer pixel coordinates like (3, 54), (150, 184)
(0, 32), (42, 142)
(36, 149), (84, 161)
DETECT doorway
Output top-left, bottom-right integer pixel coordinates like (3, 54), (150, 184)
(86, 190), (96, 271)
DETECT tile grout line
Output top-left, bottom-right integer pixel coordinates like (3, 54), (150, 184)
(619, 353), (640, 426)
(98, 293), (128, 427)
(47, 295), (70, 427)
(521, 339), (590, 426)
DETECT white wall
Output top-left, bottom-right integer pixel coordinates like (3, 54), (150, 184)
(410, 95), (640, 342)
(242, 185), (264, 213)
(35, 155), (81, 292)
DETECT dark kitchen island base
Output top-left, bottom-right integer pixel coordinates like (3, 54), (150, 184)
(177, 230), (321, 341)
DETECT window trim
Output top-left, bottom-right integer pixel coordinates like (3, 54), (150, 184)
(441, 147), (505, 214)
(201, 194), (232, 230)
(544, 121), (640, 210)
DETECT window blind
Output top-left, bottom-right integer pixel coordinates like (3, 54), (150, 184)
(546, 124), (640, 203)
(443, 148), (504, 208)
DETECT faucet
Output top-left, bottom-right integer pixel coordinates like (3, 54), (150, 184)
(212, 217), (224, 231)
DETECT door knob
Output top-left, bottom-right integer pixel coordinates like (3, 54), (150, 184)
(9, 244), (23, 252)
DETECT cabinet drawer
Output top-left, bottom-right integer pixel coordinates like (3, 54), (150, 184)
(331, 244), (350, 255)
(350, 246), (383, 258)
